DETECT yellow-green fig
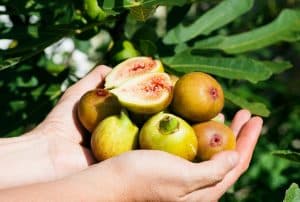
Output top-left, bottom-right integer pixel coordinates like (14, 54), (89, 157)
(91, 110), (139, 161)
(139, 112), (198, 161)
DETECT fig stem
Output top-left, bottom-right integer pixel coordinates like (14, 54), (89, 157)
(120, 110), (131, 125)
(159, 116), (179, 135)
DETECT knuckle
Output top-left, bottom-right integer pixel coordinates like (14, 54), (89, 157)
(94, 65), (111, 76)
(212, 166), (226, 182)
(213, 172), (225, 182)
(241, 162), (250, 173)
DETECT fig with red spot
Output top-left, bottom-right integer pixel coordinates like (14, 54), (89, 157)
(171, 72), (224, 122)
(192, 120), (236, 161)
(77, 88), (122, 132)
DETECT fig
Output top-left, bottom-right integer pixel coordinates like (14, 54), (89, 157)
(171, 72), (224, 122)
(112, 40), (140, 63)
(110, 72), (173, 114)
(211, 113), (224, 123)
(91, 110), (139, 161)
(169, 74), (179, 86)
(139, 112), (198, 161)
(193, 121), (236, 161)
(77, 88), (122, 132)
(105, 56), (164, 89)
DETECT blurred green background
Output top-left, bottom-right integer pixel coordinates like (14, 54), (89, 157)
(1, 0), (300, 201)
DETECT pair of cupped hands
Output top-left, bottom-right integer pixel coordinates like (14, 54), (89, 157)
(3, 65), (263, 201)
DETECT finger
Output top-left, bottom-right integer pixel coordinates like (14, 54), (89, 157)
(230, 109), (251, 137)
(196, 116), (263, 198)
(211, 113), (225, 123)
(235, 116), (263, 168)
(187, 151), (239, 190)
(60, 65), (112, 104)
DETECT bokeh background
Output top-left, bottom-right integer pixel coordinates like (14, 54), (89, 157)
(1, 0), (300, 201)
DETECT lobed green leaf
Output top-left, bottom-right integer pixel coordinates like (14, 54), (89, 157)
(263, 61), (293, 74)
(283, 183), (300, 202)
(163, 0), (254, 44)
(162, 51), (272, 83)
(194, 9), (300, 53)
(272, 150), (300, 163)
(224, 90), (270, 117)
(129, 6), (157, 21)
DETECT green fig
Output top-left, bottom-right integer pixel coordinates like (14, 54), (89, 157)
(112, 40), (141, 63)
(139, 112), (198, 161)
(91, 110), (139, 161)
(77, 88), (122, 132)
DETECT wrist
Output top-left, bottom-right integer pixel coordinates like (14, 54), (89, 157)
(0, 134), (56, 189)
(65, 160), (133, 201)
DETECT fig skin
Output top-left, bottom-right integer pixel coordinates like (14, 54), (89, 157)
(77, 88), (122, 132)
(192, 121), (236, 161)
(169, 74), (179, 86)
(91, 110), (139, 161)
(171, 72), (224, 122)
(139, 112), (198, 161)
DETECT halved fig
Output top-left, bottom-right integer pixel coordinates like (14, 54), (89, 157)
(110, 72), (173, 114)
(105, 56), (164, 89)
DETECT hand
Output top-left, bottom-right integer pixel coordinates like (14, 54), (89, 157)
(35, 65), (112, 144)
(0, 64), (263, 201)
(33, 65), (113, 178)
(0, 65), (113, 189)
(64, 110), (262, 202)
(184, 110), (263, 201)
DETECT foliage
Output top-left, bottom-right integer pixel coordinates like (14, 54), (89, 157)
(0, 0), (300, 201)
(283, 183), (300, 202)
(272, 150), (300, 163)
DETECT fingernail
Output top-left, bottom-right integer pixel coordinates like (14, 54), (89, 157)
(228, 152), (239, 166)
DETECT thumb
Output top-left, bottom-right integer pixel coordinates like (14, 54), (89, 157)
(188, 151), (239, 190)
(60, 65), (112, 103)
